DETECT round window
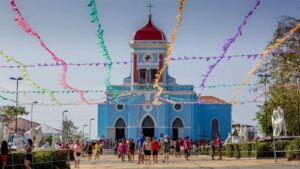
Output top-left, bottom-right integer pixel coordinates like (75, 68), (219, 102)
(173, 103), (182, 112)
(144, 54), (152, 63)
(116, 104), (125, 112)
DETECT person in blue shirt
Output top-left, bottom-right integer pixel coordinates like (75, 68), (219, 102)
(137, 132), (146, 164)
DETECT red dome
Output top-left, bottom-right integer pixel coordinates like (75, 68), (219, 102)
(132, 16), (166, 41)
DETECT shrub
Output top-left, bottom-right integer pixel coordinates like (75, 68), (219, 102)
(286, 139), (300, 161)
(225, 144), (234, 157)
(0, 150), (71, 169)
(240, 143), (254, 158)
(256, 142), (273, 158)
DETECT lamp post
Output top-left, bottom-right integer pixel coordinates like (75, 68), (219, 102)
(30, 101), (38, 128)
(258, 73), (271, 137)
(89, 118), (95, 141)
(82, 124), (88, 141)
(10, 77), (23, 133)
(62, 110), (68, 142)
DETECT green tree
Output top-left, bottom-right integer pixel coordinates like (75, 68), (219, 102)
(255, 16), (300, 136)
(62, 119), (83, 142)
(0, 105), (29, 122)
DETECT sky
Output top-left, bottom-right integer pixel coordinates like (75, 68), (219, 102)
(0, 0), (299, 139)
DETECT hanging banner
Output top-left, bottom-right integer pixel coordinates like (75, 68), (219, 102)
(231, 22), (300, 103)
(153, 0), (185, 105)
(0, 53), (265, 69)
(0, 50), (59, 104)
(10, 0), (96, 104)
(88, 0), (119, 103)
(199, 0), (261, 96)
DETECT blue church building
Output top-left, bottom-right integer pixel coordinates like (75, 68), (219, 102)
(98, 15), (232, 141)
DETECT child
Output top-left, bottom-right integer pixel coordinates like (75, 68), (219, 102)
(119, 138), (127, 162)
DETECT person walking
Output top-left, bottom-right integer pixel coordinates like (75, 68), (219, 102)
(24, 139), (34, 169)
(151, 137), (160, 163)
(137, 132), (146, 164)
(215, 134), (223, 160)
(162, 135), (171, 163)
(87, 143), (93, 161)
(1, 140), (9, 169)
(143, 137), (152, 164)
(210, 137), (215, 160)
(119, 138), (127, 162)
(73, 140), (82, 168)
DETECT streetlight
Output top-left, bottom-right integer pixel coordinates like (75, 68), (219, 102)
(258, 73), (271, 137)
(62, 110), (68, 142)
(10, 77), (23, 133)
(30, 101), (38, 128)
(89, 118), (95, 141)
(82, 124), (88, 141)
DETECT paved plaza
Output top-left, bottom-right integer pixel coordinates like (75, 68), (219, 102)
(71, 155), (300, 169)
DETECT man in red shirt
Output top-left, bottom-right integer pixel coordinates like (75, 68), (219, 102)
(151, 137), (160, 163)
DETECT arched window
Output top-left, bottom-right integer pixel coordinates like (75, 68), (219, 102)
(172, 118), (184, 128)
(115, 118), (126, 128)
(142, 116), (154, 128)
(211, 119), (219, 138)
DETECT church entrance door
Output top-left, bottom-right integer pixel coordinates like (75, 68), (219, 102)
(172, 128), (178, 140)
(115, 128), (125, 140)
(143, 128), (154, 138)
(142, 116), (155, 138)
(172, 118), (184, 140)
(115, 118), (126, 140)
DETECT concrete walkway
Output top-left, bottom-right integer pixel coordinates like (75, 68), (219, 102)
(72, 155), (300, 169)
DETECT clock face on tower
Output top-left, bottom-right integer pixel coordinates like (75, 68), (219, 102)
(144, 54), (152, 63)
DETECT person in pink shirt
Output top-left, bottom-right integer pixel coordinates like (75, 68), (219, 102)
(119, 138), (127, 162)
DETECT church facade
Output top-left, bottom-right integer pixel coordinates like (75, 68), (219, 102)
(98, 15), (232, 141)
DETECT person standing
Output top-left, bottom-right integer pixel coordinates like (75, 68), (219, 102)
(87, 143), (93, 161)
(129, 139), (136, 161)
(215, 134), (223, 160)
(119, 138), (127, 162)
(151, 137), (160, 163)
(184, 136), (191, 161)
(73, 140), (82, 168)
(175, 140), (181, 158)
(1, 140), (9, 169)
(24, 139), (34, 169)
(137, 132), (146, 164)
(162, 135), (171, 163)
(210, 137), (215, 160)
(95, 141), (101, 160)
(143, 137), (152, 164)
(114, 139), (119, 155)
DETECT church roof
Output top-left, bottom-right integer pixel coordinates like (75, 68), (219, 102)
(199, 96), (228, 104)
(132, 15), (166, 41)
